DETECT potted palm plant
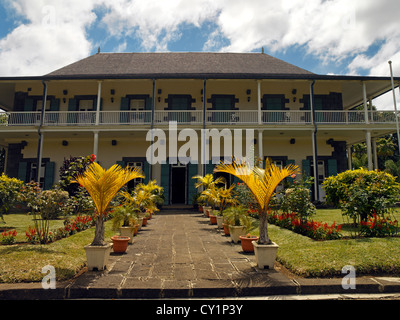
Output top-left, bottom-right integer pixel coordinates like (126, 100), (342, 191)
(223, 205), (252, 243)
(111, 204), (138, 244)
(215, 158), (298, 269)
(192, 174), (225, 216)
(74, 162), (144, 270)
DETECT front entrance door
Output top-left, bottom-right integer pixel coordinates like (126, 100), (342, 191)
(171, 162), (187, 204)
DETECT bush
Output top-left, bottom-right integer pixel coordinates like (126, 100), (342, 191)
(0, 174), (24, 221)
(323, 169), (400, 223)
(280, 187), (316, 221)
(39, 190), (70, 220)
(59, 154), (96, 197)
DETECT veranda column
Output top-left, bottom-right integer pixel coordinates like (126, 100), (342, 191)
(347, 145), (352, 170)
(93, 131), (99, 161)
(258, 130), (263, 164)
(93, 81), (102, 159)
(372, 137), (378, 170)
(36, 80), (48, 183)
(363, 82), (373, 170)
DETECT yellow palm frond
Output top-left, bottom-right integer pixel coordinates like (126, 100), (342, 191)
(74, 163), (144, 217)
(214, 158), (298, 212)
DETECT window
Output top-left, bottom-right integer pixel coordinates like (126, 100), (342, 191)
(130, 99), (145, 111)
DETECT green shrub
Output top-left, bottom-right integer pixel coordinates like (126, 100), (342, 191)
(323, 169), (400, 223)
(0, 174), (24, 221)
(280, 187), (316, 221)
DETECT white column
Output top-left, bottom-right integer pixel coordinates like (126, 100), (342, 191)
(258, 130), (263, 166)
(366, 131), (373, 171)
(257, 80), (262, 125)
(363, 82), (373, 170)
(95, 81), (102, 126)
(347, 145), (352, 170)
(93, 131), (99, 160)
(372, 137), (378, 170)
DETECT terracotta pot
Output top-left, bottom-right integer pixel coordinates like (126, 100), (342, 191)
(133, 224), (139, 236)
(111, 236), (130, 253)
(204, 206), (211, 217)
(142, 217), (148, 226)
(222, 223), (230, 236)
(239, 236), (259, 252)
(199, 206), (203, 213)
(209, 215), (217, 225)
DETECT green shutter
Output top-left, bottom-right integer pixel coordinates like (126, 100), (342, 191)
(24, 98), (35, 111)
(18, 162), (28, 182)
(302, 159), (311, 177)
(116, 161), (125, 168)
(206, 163), (215, 175)
(143, 161), (151, 184)
(161, 163), (170, 205)
(44, 162), (55, 190)
(187, 163), (198, 205)
(286, 160), (296, 183)
(23, 98), (35, 124)
(68, 99), (77, 124)
(49, 99), (60, 123)
(328, 159), (338, 177)
(120, 97), (130, 123)
(145, 97), (153, 123)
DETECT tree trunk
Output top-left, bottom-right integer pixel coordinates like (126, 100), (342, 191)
(91, 215), (106, 246)
(258, 212), (272, 245)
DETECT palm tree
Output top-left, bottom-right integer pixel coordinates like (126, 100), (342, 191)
(74, 162), (144, 246)
(200, 183), (237, 214)
(192, 173), (225, 206)
(214, 158), (298, 245)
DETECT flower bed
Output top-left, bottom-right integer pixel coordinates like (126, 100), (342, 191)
(360, 212), (398, 237)
(267, 210), (342, 240)
(24, 214), (94, 244)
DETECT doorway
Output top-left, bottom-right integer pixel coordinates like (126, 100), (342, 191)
(170, 162), (187, 204)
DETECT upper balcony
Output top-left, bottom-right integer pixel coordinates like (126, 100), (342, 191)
(0, 109), (398, 128)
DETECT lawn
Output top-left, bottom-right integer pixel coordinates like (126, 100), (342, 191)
(0, 214), (115, 283)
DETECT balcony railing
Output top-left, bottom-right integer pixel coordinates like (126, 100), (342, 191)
(0, 110), (398, 127)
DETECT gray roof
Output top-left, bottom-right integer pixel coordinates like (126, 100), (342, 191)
(45, 52), (316, 79)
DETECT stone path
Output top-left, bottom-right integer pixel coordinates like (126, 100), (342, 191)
(69, 210), (295, 299)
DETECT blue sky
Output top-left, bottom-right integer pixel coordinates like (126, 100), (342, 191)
(0, 0), (399, 107)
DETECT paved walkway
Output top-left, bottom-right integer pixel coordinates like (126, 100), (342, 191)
(2, 210), (400, 300)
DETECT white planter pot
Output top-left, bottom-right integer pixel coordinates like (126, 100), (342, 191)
(120, 226), (135, 244)
(203, 206), (212, 217)
(229, 225), (246, 243)
(137, 217), (144, 231)
(216, 215), (223, 229)
(84, 243), (112, 271)
(252, 241), (279, 269)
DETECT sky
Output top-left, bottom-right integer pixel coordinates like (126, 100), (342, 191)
(0, 0), (399, 109)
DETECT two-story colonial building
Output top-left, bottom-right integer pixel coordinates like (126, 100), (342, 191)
(0, 52), (399, 204)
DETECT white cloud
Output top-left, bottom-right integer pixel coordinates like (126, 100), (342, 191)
(0, 0), (399, 79)
(0, 0), (99, 76)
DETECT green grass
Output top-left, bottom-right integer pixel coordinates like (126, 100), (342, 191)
(249, 208), (400, 278)
(0, 215), (115, 283)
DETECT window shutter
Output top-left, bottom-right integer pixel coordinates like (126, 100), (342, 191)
(161, 163), (170, 205)
(116, 161), (125, 168)
(145, 97), (153, 123)
(143, 161), (150, 184)
(120, 97), (130, 123)
(187, 163), (198, 205)
(286, 160), (296, 183)
(49, 99), (60, 123)
(328, 159), (338, 177)
(44, 162), (55, 190)
(68, 99), (77, 124)
(18, 162), (28, 182)
(302, 159), (311, 177)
